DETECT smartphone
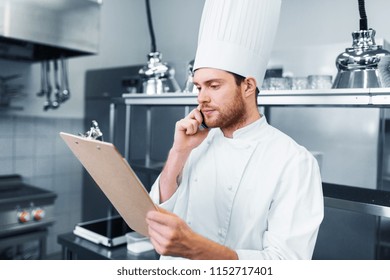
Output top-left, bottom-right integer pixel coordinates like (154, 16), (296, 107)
(200, 110), (208, 129)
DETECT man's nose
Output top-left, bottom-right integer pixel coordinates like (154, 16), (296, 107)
(197, 88), (210, 104)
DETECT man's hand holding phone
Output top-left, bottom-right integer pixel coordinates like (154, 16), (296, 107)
(158, 106), (210, 203)
(172, 107), (210, 154)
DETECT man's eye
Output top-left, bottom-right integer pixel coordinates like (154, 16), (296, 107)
(210, 84), (220, 89)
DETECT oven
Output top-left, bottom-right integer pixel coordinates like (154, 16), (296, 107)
(0, 175), (57, 259)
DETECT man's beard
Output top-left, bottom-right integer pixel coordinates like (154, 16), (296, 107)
(206, 89), (246, 130)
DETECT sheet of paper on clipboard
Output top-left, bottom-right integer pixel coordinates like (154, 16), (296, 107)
(59, 132), (157, 237)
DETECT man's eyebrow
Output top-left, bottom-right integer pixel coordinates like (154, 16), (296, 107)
(193, 78), (225, 85)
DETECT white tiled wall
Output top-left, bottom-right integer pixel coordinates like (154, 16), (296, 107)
(0, 114), (84, 256)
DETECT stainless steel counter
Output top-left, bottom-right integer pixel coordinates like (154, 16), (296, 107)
(323, 183), (390, 217)
(57, 233), (159, 260)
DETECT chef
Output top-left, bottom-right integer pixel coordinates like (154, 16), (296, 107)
(146, 0), (324, 260)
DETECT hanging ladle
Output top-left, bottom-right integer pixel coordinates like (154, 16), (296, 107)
(43, 60), (53, 111)
(51, 59), (61, 109)
(60, 57), (70, 102)
(36, 61), (47, 97)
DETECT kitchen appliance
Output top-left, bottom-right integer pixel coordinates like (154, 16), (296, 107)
(0, 174), (57, 259)
(0, 0), (101, 61)
(332, 0), (390, 89)
(73, 216), (132, 247)
(138, 0), (180, 94)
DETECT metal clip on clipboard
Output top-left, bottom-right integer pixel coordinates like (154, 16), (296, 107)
(80, 120), (103, 141)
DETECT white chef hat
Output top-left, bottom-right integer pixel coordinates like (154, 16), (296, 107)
(193, 0), (281, 87)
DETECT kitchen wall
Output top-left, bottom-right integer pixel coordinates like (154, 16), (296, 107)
(0, 115), (83, 255)
(1, 0), (390, 257)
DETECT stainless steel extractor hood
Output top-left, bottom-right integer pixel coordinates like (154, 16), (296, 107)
(0, 0), (101, 61)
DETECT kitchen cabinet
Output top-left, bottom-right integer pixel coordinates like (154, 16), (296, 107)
(108, 88), (390, 259)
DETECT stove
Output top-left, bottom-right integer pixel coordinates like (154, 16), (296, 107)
(73, 215), (132, 247)
(0, 174), (57, 259)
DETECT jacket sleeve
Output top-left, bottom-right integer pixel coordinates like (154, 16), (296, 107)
(237, 149), (324, 260)
(149, 147), (197, 212)
(149, 175), (180, 212)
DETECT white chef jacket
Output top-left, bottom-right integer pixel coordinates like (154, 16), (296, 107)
(149, 116), (324, 260)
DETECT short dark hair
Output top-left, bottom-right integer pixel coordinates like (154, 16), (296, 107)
(229, 72), (260, 104)
(231, 72), (246, 87)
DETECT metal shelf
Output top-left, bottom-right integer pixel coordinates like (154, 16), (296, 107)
(121, 88), (390, 106)
(120, 93), (198, 106)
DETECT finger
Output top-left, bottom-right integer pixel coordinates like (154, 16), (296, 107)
(148, 234), (163, 254)
(147, 210), (176, 240)
(147, 219), (171, 249)
(147, 209), (185, 232)
(147, 210), (175, 226)
(147, 214), (178, 247)
(185, 120), (199, 135)
(148, 223), (168, 254)
(176, 118), (200, 135)
(186, 108), (203, 125)
(147, 219), (168, 240)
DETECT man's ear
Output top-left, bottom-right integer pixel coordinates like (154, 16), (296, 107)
(243, 77), (257, 98)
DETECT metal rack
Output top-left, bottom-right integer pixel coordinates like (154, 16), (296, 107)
(109, 88), (390, 218)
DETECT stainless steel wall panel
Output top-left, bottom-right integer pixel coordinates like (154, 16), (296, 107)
(269, 107), (380, 189)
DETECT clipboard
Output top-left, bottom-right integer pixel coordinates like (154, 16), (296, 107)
(59, 132), (157, 237)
